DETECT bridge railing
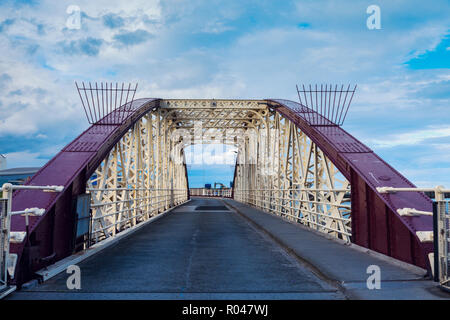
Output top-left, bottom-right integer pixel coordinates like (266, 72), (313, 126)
(86, 188), (188, 245)
(0, 183), (63, 297)
(233, 188), (351, 241)
(189, 188), (232, 198)
(377, 186), (450, 289)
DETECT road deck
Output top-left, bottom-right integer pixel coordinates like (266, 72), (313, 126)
(8, 198), (342, 300)
(8, 198), (448, 300)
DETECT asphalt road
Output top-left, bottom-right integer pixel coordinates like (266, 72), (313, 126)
(8, 198), (344, 299)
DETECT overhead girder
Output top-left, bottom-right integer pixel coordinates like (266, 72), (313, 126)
(8, 98), (433, 287)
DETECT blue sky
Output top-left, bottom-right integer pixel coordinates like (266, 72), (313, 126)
(0, 0), (449, 187)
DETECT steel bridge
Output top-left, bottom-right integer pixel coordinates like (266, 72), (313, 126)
(1, 84), (444, 299)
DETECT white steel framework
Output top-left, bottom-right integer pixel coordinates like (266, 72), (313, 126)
(86, 99), (352, 245)
(231, 108), (351, 241)
(87, 109), (189, 244)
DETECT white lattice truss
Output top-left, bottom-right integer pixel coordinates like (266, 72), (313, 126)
(87, 100), (351, 244)
(87, 109), (189, 243)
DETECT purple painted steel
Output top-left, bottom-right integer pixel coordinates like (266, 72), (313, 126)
(268, 99), (433, 270)
(10, 98), (158, 285)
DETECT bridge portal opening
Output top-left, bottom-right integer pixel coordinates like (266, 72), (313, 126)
(184, 144), (237, 188)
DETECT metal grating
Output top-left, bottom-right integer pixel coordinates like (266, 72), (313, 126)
(315, 126), (371, 153)
(64, 141), (102, 152)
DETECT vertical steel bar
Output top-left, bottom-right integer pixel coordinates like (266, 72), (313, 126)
(337, 84), (351, 125)
(433, 201), (440, 282)
(315, 84), (318, 124)
(101, 82), (105, 123)
(114, 82), (118, 112)
(110, 82), (113, 120)
(3, 188), (12, 288)
(320, 84), (323, 125)
(88, 82), (97, 123)
(328, 84), (332, 125)
(131, 83), (138, 104)
(119, 82), (124, 114)
(82, 82), (95, 124)
(105, 82), (109, 121)
(341, 84), (357, 126)
(335, 84), (344, 124)
(122, 83), (130, 123)
(95, 82), (101, 122)
(323, 84), (327, 125)
(76, 82), (91, 124)
(296, 84), (303, 108)
(302, 84), (308, 109)
(331, 84), (337, 125)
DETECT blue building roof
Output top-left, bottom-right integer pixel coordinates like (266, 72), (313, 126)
(0, 167), (40, 186)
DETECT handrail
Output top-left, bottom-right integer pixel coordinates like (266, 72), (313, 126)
(377, 185), (449, 291)
(0, 183), (63, 298)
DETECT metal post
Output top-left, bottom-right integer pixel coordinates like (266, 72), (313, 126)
(3, 185), (12, 290)
(433, 201), (439, 282)
(435, 187), (447, 285)
(0, 197), (8, 291)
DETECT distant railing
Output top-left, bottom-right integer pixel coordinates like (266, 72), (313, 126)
(190, 188), (232, 198)
(377, 186), (450, 290)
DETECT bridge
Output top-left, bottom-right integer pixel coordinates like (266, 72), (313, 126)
(1, 83), (448, 299)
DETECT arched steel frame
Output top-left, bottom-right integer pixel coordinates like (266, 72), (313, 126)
(8, 98), (433, 286)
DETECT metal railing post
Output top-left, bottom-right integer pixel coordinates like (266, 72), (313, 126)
(433, 201), (439, 282)
(0, 195), (9, 292)
(435, 187), (447, 285)
(377, 185), (450, 286)
(0, 183), (63, 298)
(2, 184), (13, 291)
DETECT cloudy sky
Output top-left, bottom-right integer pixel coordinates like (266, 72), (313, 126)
(0, 0), (449, 187)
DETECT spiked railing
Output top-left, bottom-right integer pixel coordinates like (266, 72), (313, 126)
(76, 82), (138, 125)
(295, 84), (357, 126)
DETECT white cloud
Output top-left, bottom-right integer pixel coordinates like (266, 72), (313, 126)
(401, 167), (450, 188)
(184, 144), (237, 165)
(370, 126), (450, 148)
(3, 151), (45, 168)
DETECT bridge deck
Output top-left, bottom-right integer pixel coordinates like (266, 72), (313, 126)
(7, 198), (447, 300)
